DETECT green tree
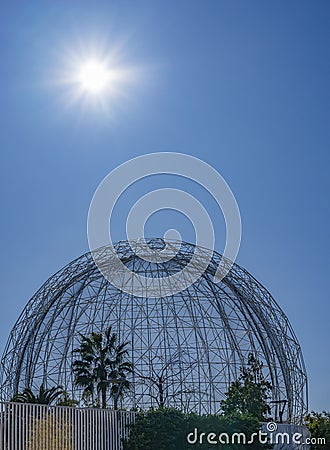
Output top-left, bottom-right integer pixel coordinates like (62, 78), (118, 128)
(123, 355), (272, 450)
(72, 326), (133, 409)
(56, 391), (79, 407)
(304, 411), (330, 450)
(220, 353), (272, 422)
(123, 408), (187, 450)
(11, 384), (65, 405)
(122, 408), (267, 450)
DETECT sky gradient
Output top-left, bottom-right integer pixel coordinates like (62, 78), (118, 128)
(0, 1), (329, 411)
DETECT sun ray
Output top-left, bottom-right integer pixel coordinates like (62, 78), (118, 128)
(44, 37), (152, 120)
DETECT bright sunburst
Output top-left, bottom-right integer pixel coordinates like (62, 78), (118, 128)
(78, 60), (111, 94)
(51, 40), (146, 116)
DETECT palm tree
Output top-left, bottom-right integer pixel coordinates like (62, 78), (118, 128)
(8, 385), (67, 449)
(11, 384), (65, 405)
(72, 327), (133, 409)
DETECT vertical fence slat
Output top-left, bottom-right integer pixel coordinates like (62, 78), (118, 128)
(0, 402), (136, 450)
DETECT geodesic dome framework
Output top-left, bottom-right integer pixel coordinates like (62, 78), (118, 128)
(0, 239), (308, 423)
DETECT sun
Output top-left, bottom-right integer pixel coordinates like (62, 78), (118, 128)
(52, 42), (145, 114)
(78, 60), (111, 94)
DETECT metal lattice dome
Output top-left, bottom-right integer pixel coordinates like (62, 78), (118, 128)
(0, 239), (307, 423)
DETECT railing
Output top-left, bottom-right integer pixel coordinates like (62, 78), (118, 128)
(0, 402), (137, 450)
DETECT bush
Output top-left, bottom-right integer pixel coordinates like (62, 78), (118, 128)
(304, 411), (330, 450)
(123, 408), (266, 450)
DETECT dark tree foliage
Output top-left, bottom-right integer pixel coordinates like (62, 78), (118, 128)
(123, 355), (272, 449)
(122, 408), (187, 450)
(304, 411), (330, 450)
(122, 408), (267, 450)
(220, 353), (272, 422)
(72, 326), (133, 409)
(11, 384), (65, 405)
(56, 391), (79, 407)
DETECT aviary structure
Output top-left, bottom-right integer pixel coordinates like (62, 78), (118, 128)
(0, 239), (308, 423)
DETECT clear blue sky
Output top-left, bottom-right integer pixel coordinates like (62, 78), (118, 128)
(0, 1), (329, 411)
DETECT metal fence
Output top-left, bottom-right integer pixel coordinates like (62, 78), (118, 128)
(0, 402), (137, 450)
